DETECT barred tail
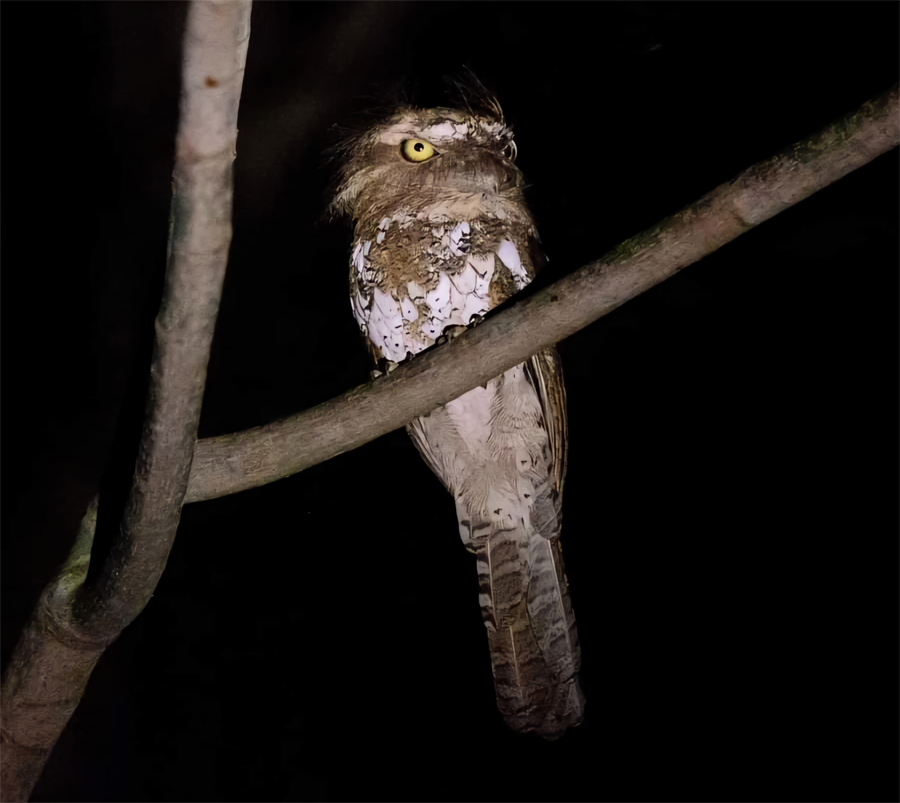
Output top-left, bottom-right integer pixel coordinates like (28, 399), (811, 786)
(474, 521), (584, 739)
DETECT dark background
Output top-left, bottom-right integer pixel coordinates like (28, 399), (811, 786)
(2, 3), (897, 801)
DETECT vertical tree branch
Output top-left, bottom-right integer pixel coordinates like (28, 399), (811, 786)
(0, 3), (252, 800)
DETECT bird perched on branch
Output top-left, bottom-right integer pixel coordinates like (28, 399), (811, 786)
(330, 88), (584, 739)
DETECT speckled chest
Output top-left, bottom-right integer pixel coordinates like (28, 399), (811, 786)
(349, 212), (538, 363)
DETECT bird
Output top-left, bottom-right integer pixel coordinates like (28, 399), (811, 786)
(330, 90), (585, 739)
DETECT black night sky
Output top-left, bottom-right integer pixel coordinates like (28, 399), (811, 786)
(2, 3), (898, 801)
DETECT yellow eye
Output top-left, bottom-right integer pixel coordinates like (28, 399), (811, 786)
(401, 138), (437, 163)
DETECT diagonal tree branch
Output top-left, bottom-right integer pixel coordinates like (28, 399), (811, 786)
(184, 83), (899, 505)
(0, 3), (252, 800)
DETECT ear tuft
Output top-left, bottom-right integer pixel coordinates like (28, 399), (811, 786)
(446, 67), (504, 122)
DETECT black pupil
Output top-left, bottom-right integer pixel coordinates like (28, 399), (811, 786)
(414, 142), (424, 152)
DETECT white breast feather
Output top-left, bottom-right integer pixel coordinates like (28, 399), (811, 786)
(351, 225), (524, 361)
(496, 239), (528, 290)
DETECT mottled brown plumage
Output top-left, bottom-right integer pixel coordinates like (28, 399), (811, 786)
(331, 96), (584, 738)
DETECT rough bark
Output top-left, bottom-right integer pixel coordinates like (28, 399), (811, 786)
(184, 83), (899, 505)
(0, 2), (252, 800)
